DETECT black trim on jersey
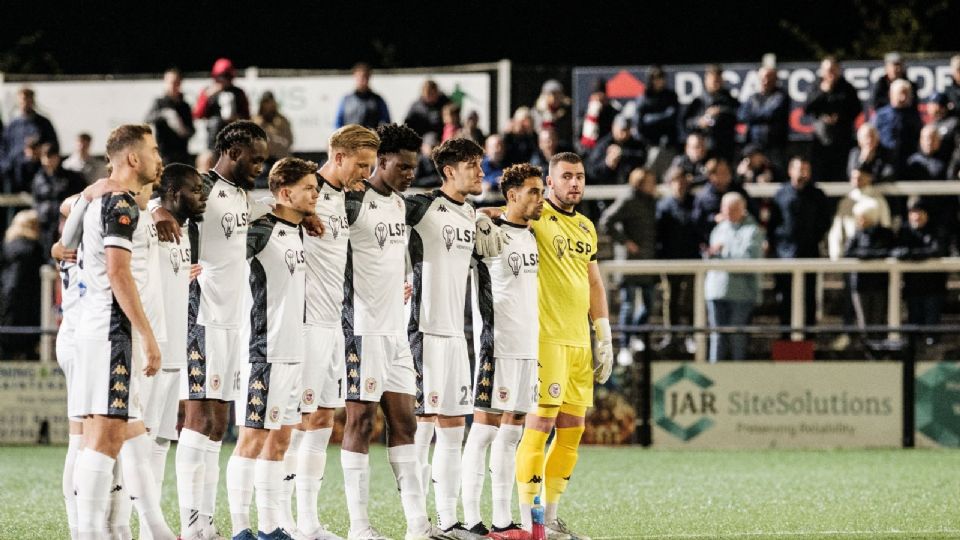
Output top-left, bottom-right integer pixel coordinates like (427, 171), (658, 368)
(472, 260), (496, 410)
(436, 189), (467, 206)
(411, 330), (425, 414)
(341, 242), (365, 402)
(495, 217), (529, 230)
(186, 279), (208, 399)
(107, 295), (133, 416)
(243, 362), (272, 428)
(248, 258), (269, 362)
(406, 228), (426, 336)
(546, 198), (577, 217)
(318, 174), (343, 192)
(246, 215), (276, 259)
(345, 189), (365, 225)
(188, 220), (201, 264)
(365, 179), (392, 198)
(404, 191), (435, 227)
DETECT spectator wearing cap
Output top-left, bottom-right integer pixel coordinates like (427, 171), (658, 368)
(670, 132), (709, 185)
(738, 66), (791, 170)
(736, 143), (784, 184)
(62, 133), (107, 184)
(682, 64), (739, 162)
(586, 115), (647, 184)
(847, 123), (895, 181)
(31, 142), (86, 259)
(633, 65), (680, 149)
(827, 166), (891, 260)
(874, 79), (922, 177)
(927, 92), (958, 161)
(193, 58), (251, 150)
(254, 91), (294, 188)
(845, 198), (896, 338)
(1, 87), (58, 183)
(146, 68), (195, 164)
(578, 77), (618, 152)
(503, 106), (538, 167)
(335, 63), (390, 129)
(481, 134), (507, 189)
(804, 56), (863, 181)
(533, 79), (574, 149)
(895, 199), (947, 344)
(871, 52), (918, 112)
(692, 157), (753, 243)
(945, 55), (960, 116)
(767, 156), (832, 331)
(404, 80), (450, 138)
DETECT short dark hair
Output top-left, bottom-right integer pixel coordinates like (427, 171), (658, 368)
(548, 152), (582, 171)
(78, 133), (92, 143)
(268, 157), (318, 193)
(39, 142), (59, 157)
(214, 120), (267, 154)
(376, 123), (421, 156)
(705, 156), (730, 173)
(432, 138), (483, 181)
(160, 163), (200, 196)
(499, 163), (543, 198)
(105, 124), (152, 158)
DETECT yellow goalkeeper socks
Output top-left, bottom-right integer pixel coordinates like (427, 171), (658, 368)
(515, 428), (549, 504)
(544, 425), (584, 504)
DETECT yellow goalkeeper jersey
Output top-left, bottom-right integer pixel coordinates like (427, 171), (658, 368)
(530, 199), (598, 347)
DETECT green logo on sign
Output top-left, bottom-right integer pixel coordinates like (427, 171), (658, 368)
(916, 363), (960, 447)
(653, 365), (717, 441)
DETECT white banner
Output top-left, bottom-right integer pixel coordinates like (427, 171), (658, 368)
(651, 362), (902, 449)
(0, 362), (68, 444)
(1, 71), (491, 154)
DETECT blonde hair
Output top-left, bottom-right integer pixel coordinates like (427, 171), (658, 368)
(4, 209), (39, 243)
(328, 124), (379, 154)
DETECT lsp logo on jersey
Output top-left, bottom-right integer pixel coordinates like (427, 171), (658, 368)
(221, 211), (249, 239)
(507, 251), (538, 277)
(284, 249), (305, 275)
(328, 214), (349, 239)
(441, 225), (474, 251)
(552, 234), (592, 260)
(374, 222), (405, 249)
(169, 247), (190, 275)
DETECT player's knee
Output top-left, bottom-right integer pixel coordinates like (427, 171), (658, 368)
(346, 410), (375, 439)
(386, 413), (417, 445)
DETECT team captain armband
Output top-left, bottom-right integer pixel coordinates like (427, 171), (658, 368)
(103, 192), (139, 251)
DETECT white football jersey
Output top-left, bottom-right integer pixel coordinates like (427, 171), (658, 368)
(246, 214), (306, 363)
(343, 181), (407, 337)
(58, 258), (83, 336)
(158, 234), (192, 369)
(132, 209), (167, 343)
(76, 192), (139, 341)
(472, 219), (540, 359)
(304, 177), (349, 328)
(193, 171), (250, 329)
(406, 190), (476, 337)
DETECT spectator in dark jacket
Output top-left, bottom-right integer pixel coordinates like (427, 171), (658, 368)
(32, 143), (86, 260)
(193, 58), (251, 150)
(0, 209), (43, 359)
(847, 123), (895, 181)
(738, 66), (790, 169)
(404, 80), (449, 137)
(894, 199), (947, 344)
(874, 79), (922, 176)
(692, 157), (753, 242)
(845, 199), (896, 337)
(586, 115), (647, 184)
(871, 52), (918, 112)
(334, 63), (390, 130)
(767, 156), (833, 330)
(7, 136), (42, 193)
(503, 107), (539, 166)
(578, 77), (618, 152)
(670, 133), (709, 184)
(927, 93), (958, 161)
(683, 64), (739, 162)
(413, 132), (441, 188)
(905, 125), (946, 180)
(634, 65), (680, 148)
(945, 55), (960, 116)
(599, 167), (658, 358)
(1, 87), (58, 181)
(657, 166), (700, 352)
(532, 79), (574, 149)
(804, 57), (863, 181)
(481, 134), (507, 190)
(146, 68), (195, 164)
(736, 144), (785, 184)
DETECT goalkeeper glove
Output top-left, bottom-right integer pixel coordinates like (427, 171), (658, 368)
(593, 317), (613, 384)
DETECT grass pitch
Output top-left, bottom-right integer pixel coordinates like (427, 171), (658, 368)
(1, 444), (959, 539)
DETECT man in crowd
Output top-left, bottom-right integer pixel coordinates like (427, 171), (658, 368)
(32, 142), (87, 259)
(847, 123), (895, 182)
(1, 87), (59, 181)
(586, 115), (647, 184)
(63, 133), (108, 183)
(335, 63), (391, 129)
(633, 65), (679, 150)
(804, 56), (862, 181)
(404, 80), (450, 137)
(656, 166), (700, 354)
(194, 58), (251, 151)
(875, 79), (922, 177)
(682, 64), (738, 162)
(692, 157), (752, 242)
(670, 133), (709, 184)
(147, 68), (196, 164)
(871, 52), (917, 112)
(738, 66), (790, 169)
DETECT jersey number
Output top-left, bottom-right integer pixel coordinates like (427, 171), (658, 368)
(459, 385), (471, 406)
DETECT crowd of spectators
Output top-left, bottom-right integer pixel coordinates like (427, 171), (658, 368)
(2, 53), (960, 359)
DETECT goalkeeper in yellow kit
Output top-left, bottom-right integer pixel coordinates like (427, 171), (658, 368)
(512, 152), (613, 539)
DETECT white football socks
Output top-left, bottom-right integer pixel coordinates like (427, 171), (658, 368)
(200, 438), (222, 537)
(388, 444), (429, 534)
(254, 459), (284, 534)
(75, 448), (115, 540)
(296, 427), (331, 534)
(120, 434), (175, 540)
(226, 455), (256, 536)
(151, 437), (171, 499)
(341, 450), (371, 533)
(490, 424), (522, 528)
(175, 429), (207, 537)
(414, 420), (435, 495)
(280, 429), (303, 532)
(108, 458), (133, 540)
(461, 423), (498, 528)
(433, 425), (465, 530)
(64, 434), (82, 539)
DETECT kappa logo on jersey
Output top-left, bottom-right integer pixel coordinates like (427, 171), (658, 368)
(552, 234), (593, 259)
(218, 190), (227, 198)
(441, 225), (474, 252)
(437, 203), (448, 212)
(284, 249), (305, 275)
(328, 214), (348, 239)
(549, 215), (559, 222)
(374, 222), (405, 249)
(278, 229), (287, 237)
(369, 201), (378, 210)
(323, 193), (331, 201)
(220, 211), (249, 239)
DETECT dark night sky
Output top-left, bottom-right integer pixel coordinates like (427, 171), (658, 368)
(2, 1), (959, 74)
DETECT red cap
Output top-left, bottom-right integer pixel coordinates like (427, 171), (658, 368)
(211, 58), (235, 79)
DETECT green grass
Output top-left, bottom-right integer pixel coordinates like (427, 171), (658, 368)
(2, 445), (960, 539)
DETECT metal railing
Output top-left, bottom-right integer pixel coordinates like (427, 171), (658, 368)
(598, 257), (960, 362)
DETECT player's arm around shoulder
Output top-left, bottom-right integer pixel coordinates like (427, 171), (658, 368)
(246, 215), (275, 259)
